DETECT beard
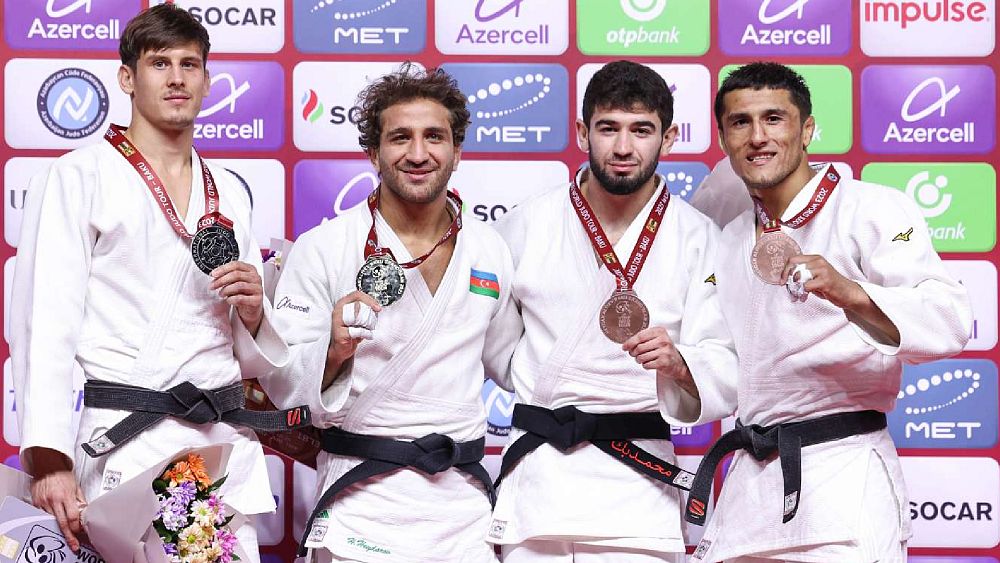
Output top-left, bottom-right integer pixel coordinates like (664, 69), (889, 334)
(588, 152), (659, 196)
(380, 161), (455, 205)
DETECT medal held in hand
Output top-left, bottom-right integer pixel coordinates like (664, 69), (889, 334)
(599, 290), (651, 344)
(569, 174), (670, 343)
(355, 189), (463, 307)
(105, 124), (239, 275)
(750, 165), (841, 287)
(356, 253), (407, 307)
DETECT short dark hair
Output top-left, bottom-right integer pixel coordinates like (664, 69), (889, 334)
(714, 62), (812, 128)
(119, 4), (210, 71)
(356, 63), (471, 152)
(582, 60), (674, 131)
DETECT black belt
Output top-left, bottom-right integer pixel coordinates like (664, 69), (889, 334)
(496, 404), (694, 490)
(298, 427), (495, 557)
(685, 410), (887, 526)
(81, 380), (311, 457)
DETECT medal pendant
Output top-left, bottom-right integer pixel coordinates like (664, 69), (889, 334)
(750, 231), (802, 285)
(599, 290), (650, 344)
(191, 224), (240, 275)
(356, 254), (407, 307)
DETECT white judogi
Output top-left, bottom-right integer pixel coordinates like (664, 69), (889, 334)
(693, 165), (971, 562)
(11, 141), (287, 556)
(488, 175), (738, 557)
(260, 201), (521, 563)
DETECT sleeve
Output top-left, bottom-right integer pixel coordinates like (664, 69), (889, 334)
(10, 160), (96, 473)
(658, 216), (738, 426)
(231, 210), (289, 378)
(481, 237), (523, 392)
(849, 188), (972, 362)
(254, 231), (351, 425)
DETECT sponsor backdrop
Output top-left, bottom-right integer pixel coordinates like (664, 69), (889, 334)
(1, 0), (998, 559)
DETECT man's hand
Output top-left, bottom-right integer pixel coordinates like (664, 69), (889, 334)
(28, 449), (86, 552)
(210, 261), (264, 336)
(324, 291), (382, 388)
(622, 327), (699, 399)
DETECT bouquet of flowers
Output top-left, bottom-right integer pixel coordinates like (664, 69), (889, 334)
(152, 453), (240, 563)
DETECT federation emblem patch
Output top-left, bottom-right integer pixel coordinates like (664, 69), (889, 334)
(100, 469), (122, 492)
(488, 519), (507, 539)
(693, 539), (711, 559)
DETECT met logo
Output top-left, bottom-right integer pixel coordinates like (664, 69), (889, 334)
(888, 359), (998, 448)
(293, 0), (426, 54)
(442, 63), (568, 152)
(656, 162), (710, 202)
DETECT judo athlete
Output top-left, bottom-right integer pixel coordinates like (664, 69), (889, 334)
(488, 60), (738, 562)
(683, 61), (972, 562)
(10, 4), (302, 560)
(260, 65), (521, 562)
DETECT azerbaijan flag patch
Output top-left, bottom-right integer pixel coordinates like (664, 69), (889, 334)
(470, 268), (500, 299)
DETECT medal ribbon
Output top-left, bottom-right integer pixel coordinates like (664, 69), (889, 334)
(104, 124), (232, 239)
(363, 188), (463, 268)
(753, 165), (841, 234)
(569, 173), (670, 292)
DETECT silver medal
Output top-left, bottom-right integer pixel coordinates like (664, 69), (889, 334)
(356, 254), (407, 306)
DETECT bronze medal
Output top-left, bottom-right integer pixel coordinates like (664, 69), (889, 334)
(599, 291), (650, 344)
(356, 254), (407, 307)
(750, 230), (801, 285)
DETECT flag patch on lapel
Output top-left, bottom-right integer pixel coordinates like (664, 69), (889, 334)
(470, 268), (500, 299)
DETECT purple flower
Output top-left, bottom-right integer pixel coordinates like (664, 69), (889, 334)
(162, 542), (178, 555)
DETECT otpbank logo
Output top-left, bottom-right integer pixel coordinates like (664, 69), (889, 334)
(293, 0), (426, 53)
(4, 0), (139, 50)
(719, 0), (852, 56)
(888, 360), (998, 449)
(577, 0), (710, 55)
(720, 64), (852, 154)
(861, 66), (995, 154)
(293, 61), (414, 152)
(943, 260), (998, 352)
(861, 0), (995, 56)
(441, 63), (568, 153)
(195, 62), (283, 151)
(436, 0), (568, 55)
(861, 162), (996, 252)
(293, 160), (376, 237)
(580, 64), (711, 155)
(656, 162), (710, 202)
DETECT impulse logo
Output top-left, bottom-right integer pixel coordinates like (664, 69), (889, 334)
(442, 63), (568, 152)
(293, 160), (377, 236)
(719, 0), (850, 55)
(194, 62), (283, 150)
(864, 0), (989, 28)
(6, 0), (137, 50)
(437, 0), (567, 55)
(888, 360), (998, 448)
(294, 0), (426, 54)
(35, 67), (109, 139)
(861, 1), (995, 57)
(862, 65), (995, 154)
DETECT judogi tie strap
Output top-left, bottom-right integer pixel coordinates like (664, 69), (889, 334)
(81, 380), (311, 457)
(496, 404), (694, 491)
(684, 410), (887, 526)
(298, 428), (495, 557)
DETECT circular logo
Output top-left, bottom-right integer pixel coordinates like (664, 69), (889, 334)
(620, 0), (668, 22)
(191, 224), (240, 275)
(482, 380), (514, 436)
(36, 67), (109, 139)
(356, 254), (407, 306)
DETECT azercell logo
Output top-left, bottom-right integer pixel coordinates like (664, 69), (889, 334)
(862, 66), (995, 154)
(194, 61), (283, 151)
(719, 0), (850, 56)
(293, 160), (377, 236)
(6, 0), (137, 50)
(442, 63), (568, 152)
(888, 360), (998, 448)
(436, 0), (567, 55)
(293, 0), (426, 54)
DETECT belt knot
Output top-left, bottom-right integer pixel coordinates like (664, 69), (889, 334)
(412, 433), (460, 474)
(737, 420), (782, 462)
(168, 382), (225, 424)
(549, 406), (598, 451)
